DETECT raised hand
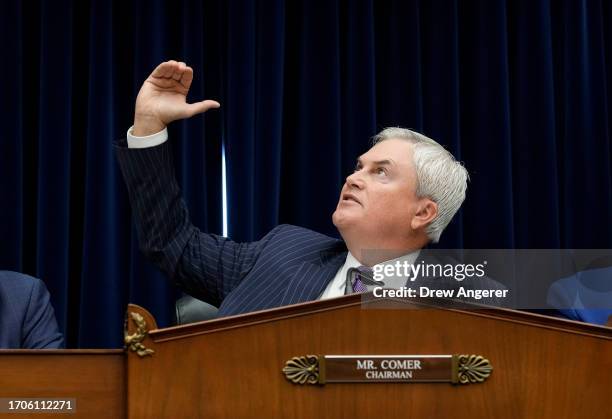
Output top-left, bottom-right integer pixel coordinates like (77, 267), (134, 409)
(133, 60), (220, 136)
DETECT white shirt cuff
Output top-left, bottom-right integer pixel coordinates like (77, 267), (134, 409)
(126, 126), (168, 149)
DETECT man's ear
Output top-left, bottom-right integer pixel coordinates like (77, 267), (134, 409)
(410, 199), (438, 231)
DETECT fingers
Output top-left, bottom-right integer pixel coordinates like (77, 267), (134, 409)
(172, 62), (186, 80)
(150, 61), (169, 78)
(185, 100), (221, 117)
(180, 67), (194, 89)
(158, 60), (176, 78)
(150, 60), (189, 82)
(161, 61), (175, 78)
(150, 60), (177, 78)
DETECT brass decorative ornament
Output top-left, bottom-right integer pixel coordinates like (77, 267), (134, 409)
(282, 355), (320, 384)
(455, 354), (493, 384)
(124, 312), (155, 357)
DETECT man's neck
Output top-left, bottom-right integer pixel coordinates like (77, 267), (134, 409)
(339, 228), (429, 266)
(346, 248), (421, 268)
(345, 243), (425, 266)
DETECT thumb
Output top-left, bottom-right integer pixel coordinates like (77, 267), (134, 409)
(185, 100), (221, 117)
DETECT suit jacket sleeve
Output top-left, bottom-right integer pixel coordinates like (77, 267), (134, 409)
(21, 276), (64, 349)
(115, 140), (279, 307)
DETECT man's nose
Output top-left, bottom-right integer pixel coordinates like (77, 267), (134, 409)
(346, 171), (365, 189)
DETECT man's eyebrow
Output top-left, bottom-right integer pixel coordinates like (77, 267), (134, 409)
(373, 159), (395, 166)
(356, 158), (395, 166)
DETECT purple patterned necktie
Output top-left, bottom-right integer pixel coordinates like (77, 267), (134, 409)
(352, 266), (372, 293)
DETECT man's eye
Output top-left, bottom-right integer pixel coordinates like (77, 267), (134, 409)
(376, 167), (387, 176)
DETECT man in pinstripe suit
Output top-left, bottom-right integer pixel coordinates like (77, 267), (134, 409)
(117, 61), (499, 317)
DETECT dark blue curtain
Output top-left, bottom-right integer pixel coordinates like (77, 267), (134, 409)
(1, 0), (611, 348)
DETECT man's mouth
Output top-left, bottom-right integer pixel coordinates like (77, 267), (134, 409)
(342, 193), (362, 205)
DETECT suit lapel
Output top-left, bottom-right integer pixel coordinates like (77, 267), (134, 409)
(279, 250), (347, 306)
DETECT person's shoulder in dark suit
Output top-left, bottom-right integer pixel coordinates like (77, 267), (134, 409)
(0, 271), (64, 349)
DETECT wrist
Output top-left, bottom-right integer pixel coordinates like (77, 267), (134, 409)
(133, 113), (166, 136)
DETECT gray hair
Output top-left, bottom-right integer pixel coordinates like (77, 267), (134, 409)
(372, 127), (468, 243)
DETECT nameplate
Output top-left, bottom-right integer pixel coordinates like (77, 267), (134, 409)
(282, 354), (492, 385)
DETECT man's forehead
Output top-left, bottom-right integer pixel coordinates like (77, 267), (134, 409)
(359, 138), (413, 164)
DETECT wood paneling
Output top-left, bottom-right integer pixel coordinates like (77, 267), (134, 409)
(125, 298), (612, 419)
(1, 298), (609, 418)
(0, 350), (125, 419)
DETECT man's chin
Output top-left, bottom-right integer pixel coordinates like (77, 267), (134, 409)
(332, 208), (360, 229)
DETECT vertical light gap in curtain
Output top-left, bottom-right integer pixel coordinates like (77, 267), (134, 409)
(222, 141), (228, 237)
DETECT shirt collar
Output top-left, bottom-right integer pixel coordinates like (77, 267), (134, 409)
(333, 250), (422, 295)
(346, 250), (421, 269)
(373, 250), (421, 270)
(345, 249), (421, 276)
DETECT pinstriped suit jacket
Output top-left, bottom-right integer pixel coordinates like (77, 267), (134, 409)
(116, 141), (508, 317)
(116, 141), (348, 317)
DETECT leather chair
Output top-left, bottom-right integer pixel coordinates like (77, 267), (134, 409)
(175, 295), (219, 325)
